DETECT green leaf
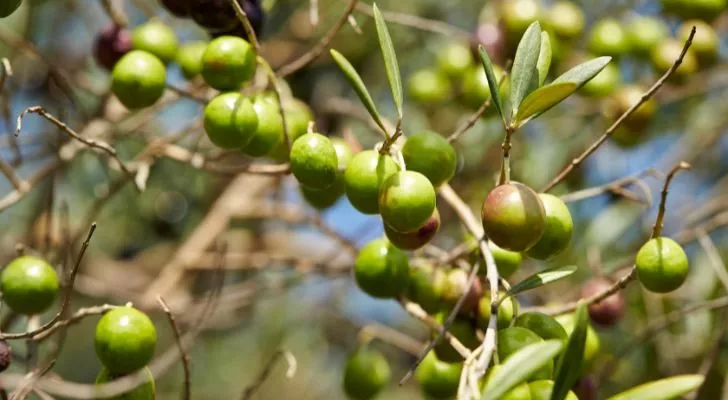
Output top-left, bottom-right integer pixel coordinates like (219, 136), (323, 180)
(372, 3), (403, 120)
(550, 304), (588, 400)
(483, 340), (563, 400)
(506, 265), (577, 297)
(509, 21), (542, 118)
(553, 56), (612, 89)
(478, 46), (505, 124)
(536, 32), (552, 86)
(606, 375), (705, 400)
(329, 49), (387, 134)
(515, 82), (578, 124)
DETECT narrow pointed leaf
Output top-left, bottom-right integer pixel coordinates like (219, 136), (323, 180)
(550, 304), (588, 400)
(483, 340), (563, 400)
(553, 56), (612, 89)
(515, 82), (577, 124)
(330, 49), (387, 133)
(478, 46), (505, 124)
(606, 375), (705, 400)
(372, 3), (403, 119)
(537, 32), (552, 86)
(506, 265), (577, 297)
(509, 21), (542, 117)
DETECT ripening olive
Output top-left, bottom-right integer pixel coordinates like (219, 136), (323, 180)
(636, 236), (689, 293)
(582, 277), (625, 327)
(379, 171), (437, 233)
(481, 182), (547, 252)
(384, 208), (440, 251)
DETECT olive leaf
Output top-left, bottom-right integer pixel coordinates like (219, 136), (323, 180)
(329, 49), (388, 134)
(553, 56), (612, 89)
(605, 375), (705, 400)
(514, 82), (578, 125)
(509, 21), (542, 118)
(372, 3), (403, 120)
(482, 340), (563, 400)
(536, 32), (552, 86)
(505, 265), (577, 297)
(550, 304), (588, 400)
(478, 45), (505, 125)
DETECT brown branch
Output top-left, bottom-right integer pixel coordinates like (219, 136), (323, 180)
(1, 224), (96, 340)
(400, 300), (472, 359)
(0, 160), (62, 214)
(276, 0), (359, 77)
(448, 100), (492, 143)
(229, 0), (260, 54)
(16, 107), (137, 189)
(240, 351), (296, 400)
(559, 169), (661, 203)
(157, 297), (190, 400)
(358, 324), (424, 356)
(541, 26), (697, 192)
(651, 161), (690, 238)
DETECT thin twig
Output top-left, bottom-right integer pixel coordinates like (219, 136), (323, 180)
(229, 0), (260, 54)
(651, 161), (690, 238)
(16, 107), (137, 189)
(448, 100), (492, 143)
(157, 297), (190, 400)
(559, 169), (661, 203)
(541, 27), (697, 192)
(0, 224), (96, 340)
(240, 350), (296, 400)
(355, 3), (470, 39)
(276, 0), (359, 77)
(358, 324), (424, 356)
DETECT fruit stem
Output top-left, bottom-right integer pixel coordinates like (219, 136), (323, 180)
(651, 161), (690, 239)
(229, 0), (261, 55)
(497, 125), (516, 185)
(257, 57), (292, 155)
(379, 119), (403, 155)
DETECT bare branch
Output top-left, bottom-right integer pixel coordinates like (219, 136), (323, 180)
(157, 297), (191, 400)
(241, 350), (296, 400)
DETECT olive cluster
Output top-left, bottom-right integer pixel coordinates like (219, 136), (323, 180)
(0, 256), (158, 397)
(160, 0), (264, 41)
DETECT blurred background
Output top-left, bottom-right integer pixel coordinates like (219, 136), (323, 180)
(1, 0), (728, 398)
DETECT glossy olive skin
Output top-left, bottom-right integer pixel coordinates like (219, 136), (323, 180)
(478, 293), (519, 330)
(514, 312), (568, 343)
(0, 256), (58, 315)
(407, 263), (447, 314)
(407, 68), (452, 105)
(242, 98), (283, 157)
(680, 20), (719, 65)
(528, 380), (578, 400)
(342, 347), (391, 400)
(481, 183), (546, 252)
(200, 36), (256, 91)
(415, 351), (462, 399)
(582, 277), (625, 327)
(651, 39), (698, 82)
(379, 171), (437, 233)
(188, 0), (243, 33)
(290, 133), (338, 190)
(441, 268), (483, 315)
(526, 194), (573, 260)
(354, 238), (409, 299)
(111, 51), (167, 110)
(94, 24), (132, 71)
(636, 237), (689, 293)
(300, 138), (353, 210)
(95, 367), (155, 399)
(268, 99), (314, 161)
(401, 131), (457, 187)
(581, 62), (620, 98)
(545, 1), (585, 41)
(384, 208), (440, 251)
(176, 41), (207, 80)
(433, 313), (480, 363)
(627, 17), (668, 57)
(95, 307), (157, 375)
(588, 19), (630, 58)
(0, 0), (21, 18)
(203, 93), (258, 149)
(344, 150), (399, 215)
(497, 327), (552, 380)
(130, 21), (179, 64)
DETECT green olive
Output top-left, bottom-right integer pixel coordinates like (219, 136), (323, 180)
(342, 347), (391, 400)
(94, 306), (157, 375)
(526, 194), (573, 260)
(203, 93), (258, 149)
(636, 237), (689, 293)
(176, 41), (207, 80)
(415, 351), (462, 399)
(401, 130), (457, 187)
(111, 50), (166, 110)
(94, 367), (155, 399)
(379, 171), (437, 233)
(0, 255), (58, 315)
(344, 150), (399, 214)
(290, 133), (338, 190)
(201, 36), (256, 91)
(354, 238), (410, 299)
(407, 263), (447, 314)
(130, 21), (178, 64)
(498, 327), (552, 380)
